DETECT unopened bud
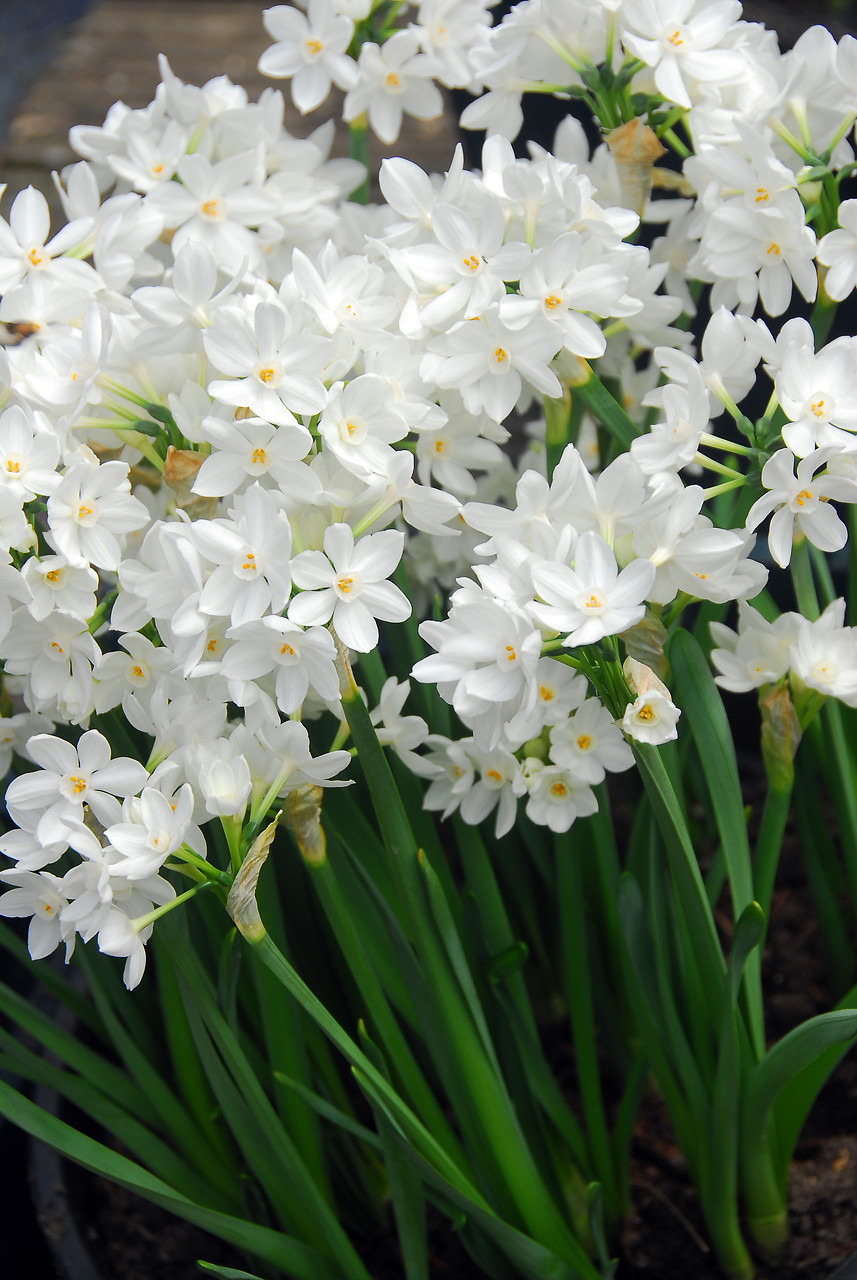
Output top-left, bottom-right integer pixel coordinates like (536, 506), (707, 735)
(605, 118), (666, 216)
(760, 683), (801, 793)
(281, 784), (327, 867)
(226, 817), (279, 943)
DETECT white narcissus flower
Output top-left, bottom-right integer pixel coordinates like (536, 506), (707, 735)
(220, 616), (339, 714)
(621, 656), (681, 744)
(531, 532), (656, 647)
(0, 869), (74, 961)
(619, 0), (746, 110)
(790, 600), (857, 707)
(46, 457), (150, 571)
(258, 0), (358, 112)
(21, 555), (99, 622)
(710, 603), (799, 694)
(745, 448), (857, 569)
(4, 729), (148, 846)
(289, 523), (410, 652)
(343, 29), (444, 145)
(104, 784), (203, 880)
(817, 200), (857, 302)
(523, 764), (598, 834)
(370, 676), (438, 777)
(421, 304), (562, 423)
(0, 184), (96, 297)
(550, 698), (634, 784)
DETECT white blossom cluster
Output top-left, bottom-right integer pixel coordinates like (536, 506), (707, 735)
(2, 0), (857, 984)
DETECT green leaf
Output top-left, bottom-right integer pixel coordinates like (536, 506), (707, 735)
(748, 1008), (857, 1158)
(631, 742), (724, 1011)
(274, 1073), (381, 1149)
(197, 1266), (267, 1279)
(356, 1068), (600, 1280)
(669, 631), (763, 1051)
(0, 1078), (341, 1280)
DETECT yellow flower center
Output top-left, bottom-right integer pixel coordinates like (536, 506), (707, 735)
(69, 775), (87, 794)
(505, 644), (516, 662)
(337, 576), (354, 594)
(251, 448), (268, 465)
(494, 346), (507, 364)
(544, 294), (563, 310)
(766, 241), (781, 257)
(795, 488), (812, 506)
(462, 254), (480, 271)
(576, 734), (591, 751)
(811, 398), (825, 418)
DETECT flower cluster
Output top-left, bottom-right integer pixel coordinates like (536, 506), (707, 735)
(1, 0), (857, 994)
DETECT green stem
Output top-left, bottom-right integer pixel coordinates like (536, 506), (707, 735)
(333, 641), (596, 1270)
(307, 851), (466, 1167)
(752, 785), (793, 928)
(789, 538), (819, 620)
(555, 838), (620, 1230)
(572, 364), (639, 450)
(348, 115), (370, 204)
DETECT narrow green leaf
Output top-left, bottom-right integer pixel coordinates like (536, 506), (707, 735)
(0, 1078), (341, 1280)
(197, 1266), (268, 1280)
(0, 1031), (238, 1214)
(747, 1008), (857, 1158)
(274, 1072), (381, 1149)
(356, 1068), (601, 1280)
(631, 742), (725, 1011)
(669, 630), (763, 1057)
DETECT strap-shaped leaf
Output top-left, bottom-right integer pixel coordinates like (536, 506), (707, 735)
(669, 630), (763, 1057)
(0, 1078), (341, 1280)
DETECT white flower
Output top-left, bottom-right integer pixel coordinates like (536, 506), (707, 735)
(22, 556), (99, 622)
(790, 600), (857, 707)
(421, 304), (562, 423)
(289, 523), (410, 652)
(343, 29), (444, 145)
(0, 185), (96, 296)
(0, 869), (74, 961)
(550, 698), (634, 783)
(710, 603), (798, 693)
(104, 784), (203, 879)
(46, 458), (150, 571)
(817, 200), (857, 302)
(746, 448), (857, 568)
(220, 616), (339, 714)
(621, 657), (680, 744)
(258, 0), (358, 112)
(523, 763), (598, 834)
(370, 677), (437, 777)
(5, 729), (148, 846)
(531, 532), (656, 647)
(620, 0), (746, 110)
